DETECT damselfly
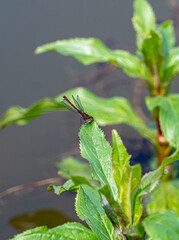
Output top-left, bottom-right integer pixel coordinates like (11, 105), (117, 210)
(61, 95), (94, 124)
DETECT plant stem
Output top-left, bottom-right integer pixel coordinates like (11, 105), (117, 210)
(153, 65), (161, 95)
(156, 117), (172, 166)
(151, 65), (172, 166)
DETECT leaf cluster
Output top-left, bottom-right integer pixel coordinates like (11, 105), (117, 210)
(1, 0), (179, 239)
(12, 122), (179, 240)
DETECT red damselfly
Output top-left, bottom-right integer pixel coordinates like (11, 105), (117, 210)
(61, 95), (94, 124)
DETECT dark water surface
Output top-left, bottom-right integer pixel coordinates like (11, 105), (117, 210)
(0, 0), (178, 239)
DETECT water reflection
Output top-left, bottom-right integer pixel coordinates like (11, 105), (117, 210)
(9, 209), (72, 232)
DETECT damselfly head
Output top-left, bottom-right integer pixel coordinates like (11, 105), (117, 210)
(86, 116), (94, 124)
(83, 114), (94, 124)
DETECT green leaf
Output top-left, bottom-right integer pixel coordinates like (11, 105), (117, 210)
(59, 88), (156, 146)
(123, 223), (145, 238)
(142, 211), (179, 240)
(111, 50), (149, 79)
(133, 166), (163, 225)
(161, 149), (179, 167)
(75, 185), (116, 240)
(79, 121), (118, 199)
(147, 180), (179, 216)
(157, 20), (175, 54)
(112, 130), (131, 185)
(49, 176), (92, 195)
(48, 179), (79, 195)
(0, 98), (64, 129)
(145, 95), (163, 113)
(11, 222), (100, 240)
(71, 176), (92, 186)
(132, 0), (156, 50)
(36, 38), (148, 79)
(98, 129), (142, 227)
(102, 198), (120, 229)
(133, 149), (179, 224)
(162, 47), (179, 83)
(146, 94), (179, 148)
(120, 165), (141, 225)
(35, 38), (112, 65)
(56, 157), (91, 179)
(0, 87), (156, 146)
(141, 30), (165, 80)
(99, 185), (129, 227)
(112, 130), (142, 225)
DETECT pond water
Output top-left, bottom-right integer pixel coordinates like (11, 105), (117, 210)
(0, 0), (179, 239)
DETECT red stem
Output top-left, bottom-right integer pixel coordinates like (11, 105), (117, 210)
(156, 117), (171, 166)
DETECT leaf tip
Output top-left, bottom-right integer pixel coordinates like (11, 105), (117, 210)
(35, 46), (42, 55)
